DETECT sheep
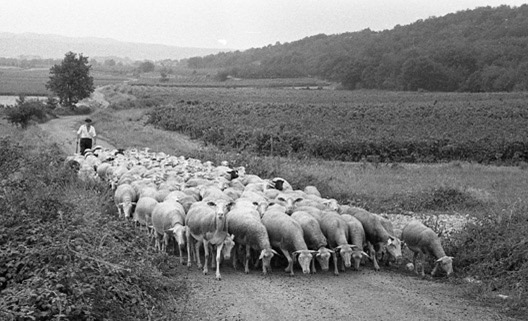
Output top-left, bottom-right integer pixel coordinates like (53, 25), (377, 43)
(291, 211), (335, 274)
(185, 200), (234, 280)
(401, 220), (453, 277)
(133, 196), (158, 235)
(349, 207), (403, 271)
(96, 162), (112, 181)
(151, 199), (187, 264)
(340, 214), (370, 270)
(318, 210), (356, 275)
(273, 192), (305, 215)
(199, 185), (233, 202)
(227, 206), (277, 274)
(261, 207), (316, 276)
(269, 177), (293, 192)
(294, 205), (324, 223)
(303, 185), (321, 198)
(154, 189), (170, 202)
(114, 183), (137, 219)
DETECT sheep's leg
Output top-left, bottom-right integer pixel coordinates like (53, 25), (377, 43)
(215, 243), (224, 280)
(195, 239), (203, 269)
(368, 242), (380, 271)
(162, 233), (169, 254)
(281, 249), (294, 276)
(178, 242), (184, 265)
(211, 244), (217, 269)
(232, 245), (238, 270)
(244, 245), (251, 274)
(186, 231), (193, 268)
(154, 233), (162, 252)
(431, 262), (439, 277)
(202, 240), (210, 275)
(332, 251), (339, 276)
(311, 257), (316, 274)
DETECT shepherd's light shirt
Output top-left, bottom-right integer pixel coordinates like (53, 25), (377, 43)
(77, 125), (96, 139)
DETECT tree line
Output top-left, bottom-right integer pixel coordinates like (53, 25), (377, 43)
(184, 5), (528, 92)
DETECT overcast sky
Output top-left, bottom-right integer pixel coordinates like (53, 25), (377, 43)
(1, 0), (526, 50)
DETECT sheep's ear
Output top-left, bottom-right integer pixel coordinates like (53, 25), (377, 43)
(271, 249), (279, 255)
(361, 251), (370, 258)
(387, 238), (393, 245)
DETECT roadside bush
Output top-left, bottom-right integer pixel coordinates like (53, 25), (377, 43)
(445, 203), (528, 317)
(4, 100), (50, 128)
(0, 136), (182, 320)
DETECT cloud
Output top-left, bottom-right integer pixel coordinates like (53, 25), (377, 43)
(217, 39), (228, 46)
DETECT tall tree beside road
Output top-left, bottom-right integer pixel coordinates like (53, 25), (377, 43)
(46, 51), (95, 108)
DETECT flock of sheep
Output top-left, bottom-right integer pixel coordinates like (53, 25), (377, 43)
(67, 146), (454, 280)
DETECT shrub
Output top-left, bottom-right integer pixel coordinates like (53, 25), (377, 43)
(445, 203), (528, 317)
(4, 100), (49, 128)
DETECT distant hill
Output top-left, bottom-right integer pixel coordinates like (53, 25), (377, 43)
(0, 32), (227, 61)
(187, 5), (528, 92)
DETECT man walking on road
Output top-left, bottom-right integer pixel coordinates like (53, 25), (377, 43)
(76, 118), (97, 155)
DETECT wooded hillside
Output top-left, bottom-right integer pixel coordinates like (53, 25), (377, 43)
(186, 5), (528, 92)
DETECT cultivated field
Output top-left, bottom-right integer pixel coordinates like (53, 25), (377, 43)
(0, 67), (130, 96)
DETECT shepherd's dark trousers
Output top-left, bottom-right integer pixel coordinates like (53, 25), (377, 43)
(79, 138), (93, 155)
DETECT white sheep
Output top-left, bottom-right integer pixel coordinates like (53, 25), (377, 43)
(303, 185), (321, 198)
(348, 207), (403, 271)
(133, 196), (158, 235)
(261, 207), (316, 276)
(341, 214), (370, 270)
(151, 199), (187, 265)
(114, 183), (137, 219)
(227, 205), (277, 274)
(273, 192), (305, 215)
(185, 200), (234, 280)
(291, 211), (335, 274)
(318, 210), (356, 275)
(401, 220), (454, 277)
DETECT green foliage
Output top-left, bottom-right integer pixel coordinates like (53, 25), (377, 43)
(46, 51), (95, 107)
(137, 61), (155, 73)
(184, 5), (528, 92)
(4, 99), (51, 128)
(445, 203), (528, 317)
(215, 70), (229, 82)
(0, 137), (183, 320)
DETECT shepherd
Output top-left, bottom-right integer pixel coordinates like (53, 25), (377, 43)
(76, 118), (97, 155)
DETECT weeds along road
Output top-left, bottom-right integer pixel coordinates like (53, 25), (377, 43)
(37, 113), (515, 321)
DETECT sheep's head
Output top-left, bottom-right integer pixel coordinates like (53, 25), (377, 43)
(434, 256), (454, 276)
(259, 248), (278, 274)
(293, 250), (315, 274)
(275, 195), (304, 215)
(385, 236), (403, 264)
(334, 245), (354, 268)
(169, 224), (186, 248)
(351, 247), (370, 270)
(315, 247), (334, 271)
(120, 201), (136, 219)
(221, 234), (236, 260)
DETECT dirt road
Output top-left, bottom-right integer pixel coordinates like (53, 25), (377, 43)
(38, 115), (116, 155)
(37, 113), (514, 321)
